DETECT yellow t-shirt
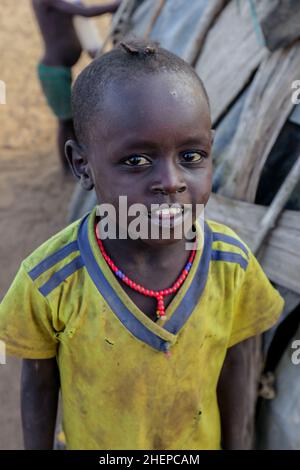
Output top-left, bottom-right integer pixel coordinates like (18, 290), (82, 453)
(0, 208), (284, 449)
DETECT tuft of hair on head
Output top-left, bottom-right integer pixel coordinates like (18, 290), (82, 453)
(71, 37), (210, 146)
(119, 39), (158, 57)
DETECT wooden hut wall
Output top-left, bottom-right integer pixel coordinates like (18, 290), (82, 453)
(206, 194), (300, 294)
(113, 0), (300, 295)
(219, 43), (300, 202)
(128, 0), (220, 59)
(195, 0), (268, 124)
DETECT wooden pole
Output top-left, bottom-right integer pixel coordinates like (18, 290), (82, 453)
(97, 0), (136, 55)
(252, 154), (300, 255)
(143, 0), (166, 40)
(183, 0), (228, 65)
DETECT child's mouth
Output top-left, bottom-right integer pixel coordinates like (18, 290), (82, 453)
(149, 206), (183, 219)
(147, 204), (190, 227)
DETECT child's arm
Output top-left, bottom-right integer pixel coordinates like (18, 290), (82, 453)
(46, 0), (121, 17)
(217, 338), (256, 450)
(21, 358), (60, 450)
(216, 236), (284, 449)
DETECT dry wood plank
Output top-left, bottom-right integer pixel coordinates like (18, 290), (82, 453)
(251, 155), (300, 254)
(130, 0), (226, 60)
(100, 0), (137, 52)
(129, 0), (167, 40)
(206, 193), (300, 293)
(219, 41), (300, 202)
(195, 0), (269, 124)
(143, 0), (166, 39)
(260, 0), (300, 51)
(182, 0), (228, 65)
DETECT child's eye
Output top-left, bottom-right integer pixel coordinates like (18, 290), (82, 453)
(123, 154), (151, 166)
(181, 151), (206, 163)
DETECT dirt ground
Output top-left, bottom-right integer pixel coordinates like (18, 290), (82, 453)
(0, 0), (110, 449)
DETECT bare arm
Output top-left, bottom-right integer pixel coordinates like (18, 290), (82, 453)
(45, 0), (121, 17)
(21, 358), (60, 450)
(217, 337), (260, 450)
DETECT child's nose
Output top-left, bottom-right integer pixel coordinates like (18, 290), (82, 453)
(150, 164), (187, 195)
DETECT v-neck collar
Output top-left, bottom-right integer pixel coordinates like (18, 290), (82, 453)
(77, 208), (212, 353)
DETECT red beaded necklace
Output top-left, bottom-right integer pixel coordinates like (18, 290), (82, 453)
(95, 224), (197, 320)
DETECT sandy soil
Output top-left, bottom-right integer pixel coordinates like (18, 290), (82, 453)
(0, 0), (111, 449)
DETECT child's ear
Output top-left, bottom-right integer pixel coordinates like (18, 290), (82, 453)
(65, 140), (94, 191)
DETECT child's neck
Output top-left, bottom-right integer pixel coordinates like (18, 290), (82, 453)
(100, 236), (194, 292)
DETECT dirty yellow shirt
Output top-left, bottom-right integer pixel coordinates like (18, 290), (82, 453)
(0, 208), (284, 449)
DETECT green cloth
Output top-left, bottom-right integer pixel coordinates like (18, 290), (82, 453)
(37, 63), (72, 120)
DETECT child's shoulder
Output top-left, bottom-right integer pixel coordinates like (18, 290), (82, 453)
(22, 217), (82, 277)
(205, 219), (251, 273)
(206, 219), (250, 254)
(206, 219), (245, 240)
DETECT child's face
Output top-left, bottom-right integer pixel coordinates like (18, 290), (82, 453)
(80, 72), (212, 244)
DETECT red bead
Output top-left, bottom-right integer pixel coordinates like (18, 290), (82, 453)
(144, 289), (150, 295)
(149, 290), (154, 296)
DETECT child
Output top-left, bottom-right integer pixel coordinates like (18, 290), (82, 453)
(0, 39), (284, 450)
(32, 0), (121, 172)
